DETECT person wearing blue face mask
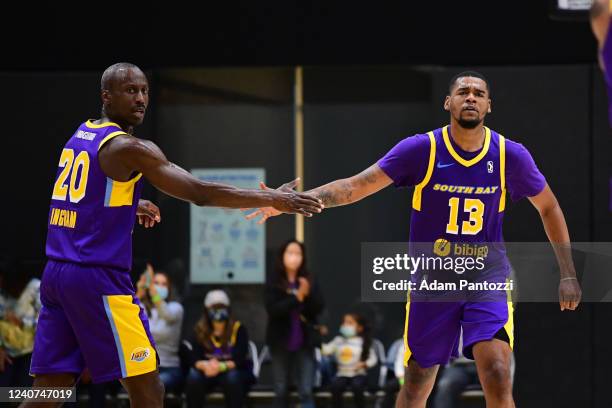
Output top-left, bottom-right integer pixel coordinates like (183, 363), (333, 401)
(136, 263), (184, 393)
(185, 289), (254, 408)
(322, 313), (377, 408)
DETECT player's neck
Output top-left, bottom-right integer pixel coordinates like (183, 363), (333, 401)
(99, 115), (134, 134)
(448, 122), (485, 152)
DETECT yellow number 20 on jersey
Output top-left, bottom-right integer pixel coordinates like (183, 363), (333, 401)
(51, 148), (90, 203)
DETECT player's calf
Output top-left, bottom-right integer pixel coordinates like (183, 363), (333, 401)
(18, 373), (77, 408)
(120, 370), (165, 408)
(473, 339), (514, 408)
(396, 359), (438, 408)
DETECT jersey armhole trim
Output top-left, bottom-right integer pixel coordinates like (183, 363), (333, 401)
(411, 131), (436, 211)
(499, 135), (506, 212)
(98, 131), (129, 151)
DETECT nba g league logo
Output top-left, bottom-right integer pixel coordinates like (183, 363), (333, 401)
(487, 161), (494, 173)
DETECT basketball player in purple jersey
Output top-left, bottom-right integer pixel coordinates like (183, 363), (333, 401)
(591, 0), (612, 124)
(24, 63), (323, 408)
(247, 72), (582, 407)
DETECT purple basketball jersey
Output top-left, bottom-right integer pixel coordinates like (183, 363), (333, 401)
(378, 125), (546, 367)
(379, 125), (546, 246)
(45, 120), (143, 270)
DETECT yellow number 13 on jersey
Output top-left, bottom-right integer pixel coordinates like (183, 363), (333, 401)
(51, 149), (90, 203)
(446, 197), (484, 235)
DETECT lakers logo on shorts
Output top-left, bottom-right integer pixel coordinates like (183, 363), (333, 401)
(130, 347), (150, 362)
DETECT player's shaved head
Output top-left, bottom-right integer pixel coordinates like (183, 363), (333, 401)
(100, 62), (149, 131)
(449, 71), (490, 95)
(101, 62), (144, 91)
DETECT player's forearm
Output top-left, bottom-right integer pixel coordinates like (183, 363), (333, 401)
(193, 182), (275, 208)
(306, 178), (361, 208)
(305, 164), (392, 208)
(540, 204), (576, 279)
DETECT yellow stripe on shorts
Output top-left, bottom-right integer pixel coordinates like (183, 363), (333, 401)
(103, 295), (157, 378)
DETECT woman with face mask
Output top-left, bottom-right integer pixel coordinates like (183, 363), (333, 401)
(265, 240), (325, 408)
(185, 289), (254, 408)
(322, 313), (377, 408)
(135, 263), (184, 393)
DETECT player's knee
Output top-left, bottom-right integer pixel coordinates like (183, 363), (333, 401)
(149, 373), (165, 401)
(401, 381), (430, 402)
(480, 359), (511, 389)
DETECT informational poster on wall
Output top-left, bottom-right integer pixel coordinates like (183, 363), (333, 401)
(190, 168), (266, 284)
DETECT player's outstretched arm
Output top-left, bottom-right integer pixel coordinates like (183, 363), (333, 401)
(246, 163), (392, 223)
(103, 136), (323, 217)
(305, 163), (393, 207)
(528, 184), (582, 311)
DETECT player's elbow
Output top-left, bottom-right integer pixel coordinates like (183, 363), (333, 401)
(193, 196), (212, 207)
(539, 201), (561, 219)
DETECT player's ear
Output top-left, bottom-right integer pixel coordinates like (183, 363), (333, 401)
(101, 89), (111, 106)
(487, 99), (492, 114)
(444, 96), (450, 111)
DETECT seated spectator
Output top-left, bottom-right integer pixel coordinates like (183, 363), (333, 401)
(322, 313), (377, 408)
(0, 270), (41, 387)
(136, 263), (184, 393)
(381, 341), (404, 408)
(185, 290), (254, 408)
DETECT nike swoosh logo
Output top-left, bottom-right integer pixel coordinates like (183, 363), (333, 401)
(437, 162), (455, 168)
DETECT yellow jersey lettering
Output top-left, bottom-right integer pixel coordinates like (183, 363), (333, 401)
(49, 208), (77, 229)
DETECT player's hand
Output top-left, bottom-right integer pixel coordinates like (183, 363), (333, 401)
(244, 179), (323, 224)
(137, 199), (161, 228)
(559, 278), (581, 311)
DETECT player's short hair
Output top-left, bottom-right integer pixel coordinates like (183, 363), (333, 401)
(101, 62), (143, 91)
(449, 71), (490, 95)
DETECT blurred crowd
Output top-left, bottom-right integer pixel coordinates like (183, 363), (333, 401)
(0, 240), (488, 407)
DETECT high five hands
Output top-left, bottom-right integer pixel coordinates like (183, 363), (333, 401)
(244, 178), (323, 224)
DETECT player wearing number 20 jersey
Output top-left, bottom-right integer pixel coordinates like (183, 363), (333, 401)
(378, 124), (546, 367)
(31, 120), (157, 383)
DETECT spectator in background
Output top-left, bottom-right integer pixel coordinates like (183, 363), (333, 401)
(0, 266), (41, 387)
(322, 313), (377, 408)
(136, 263), (184, 393)
(265, 240), (325, 408)
(185, 289), (254, 408)
(381, 342), (405, 408)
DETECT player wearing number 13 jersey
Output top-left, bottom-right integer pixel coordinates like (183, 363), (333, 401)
(246, 71), (582, 407)
(27, 63), (323, 408)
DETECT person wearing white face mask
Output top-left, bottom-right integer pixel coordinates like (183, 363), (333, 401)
(322, 313), (377, 408)
(136, 263), (184, 393)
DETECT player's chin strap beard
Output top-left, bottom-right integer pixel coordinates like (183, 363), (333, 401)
(457, 117), (483, 130)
